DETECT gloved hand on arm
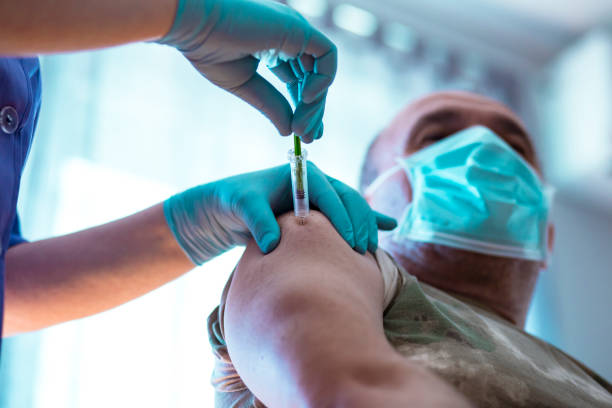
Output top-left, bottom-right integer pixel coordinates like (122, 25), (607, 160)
(164, 163), (398, 265)
(157, 0), (336, 143)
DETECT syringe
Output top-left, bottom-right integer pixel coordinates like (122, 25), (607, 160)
(288, 135), (309, 224)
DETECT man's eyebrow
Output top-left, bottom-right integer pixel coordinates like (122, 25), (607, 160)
(408, 106), (535, 161)
(408, 108), (462, 147)
(491, 116), (534, 158)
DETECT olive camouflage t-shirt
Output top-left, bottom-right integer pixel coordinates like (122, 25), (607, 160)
(207, 250), (612, 407)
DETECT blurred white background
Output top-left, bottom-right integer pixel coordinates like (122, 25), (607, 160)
(1, 0), (611, 406)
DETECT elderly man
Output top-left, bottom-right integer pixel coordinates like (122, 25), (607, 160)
(206, 91), (612, 407)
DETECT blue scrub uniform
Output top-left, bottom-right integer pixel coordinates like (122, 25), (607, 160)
(0, 57), (41, 351)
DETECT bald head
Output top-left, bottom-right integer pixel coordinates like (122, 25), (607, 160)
(359, 91), (547, 327)
(360, 91), (540, 194)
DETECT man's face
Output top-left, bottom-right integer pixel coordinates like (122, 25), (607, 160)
(364, 92), (552, 325)
(365, 91), (541, 219)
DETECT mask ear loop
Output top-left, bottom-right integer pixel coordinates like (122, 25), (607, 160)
(364, 158), (412, 245)
(363, 162), (403, 197)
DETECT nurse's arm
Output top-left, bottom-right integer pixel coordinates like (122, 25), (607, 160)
(0, 0), (176, 54)
(222, 211), (473, 407)
(3, 202), (194, 336)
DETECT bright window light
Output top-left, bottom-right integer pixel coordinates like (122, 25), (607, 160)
(287, 0), (328, 18)
(382, 22), (418, 52)
(332, 4), (378, 37)
(33, 157), (239, 407)
(52, 158), (173, 234)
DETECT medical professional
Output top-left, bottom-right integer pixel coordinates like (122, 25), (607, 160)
(0, 0), (396, 348)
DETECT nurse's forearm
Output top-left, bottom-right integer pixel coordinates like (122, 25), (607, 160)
(0, 0), (177, 54)
(3, 203), (194, 336)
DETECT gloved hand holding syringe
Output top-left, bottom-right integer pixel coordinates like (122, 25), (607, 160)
(259, 53), (318, 224)
(265, 50), (333, 224)
(286, 58), (316, 224)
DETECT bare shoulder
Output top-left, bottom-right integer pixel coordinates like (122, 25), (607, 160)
(242, 210), (376, 266)
(229, 210), (382, 305)
(220, 211), (473, 408)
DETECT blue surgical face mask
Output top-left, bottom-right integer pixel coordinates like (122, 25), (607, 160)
(365, 126), (552, 261)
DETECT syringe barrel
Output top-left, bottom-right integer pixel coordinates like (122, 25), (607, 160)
(288, 148), (309, 219)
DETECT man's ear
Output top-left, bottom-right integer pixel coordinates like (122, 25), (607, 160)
(547, 223), (555, 253)
(541, 222), (555, 270)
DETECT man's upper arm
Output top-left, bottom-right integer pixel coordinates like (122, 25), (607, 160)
(225, 211), (386, 332)
(221, 210), (390, 406)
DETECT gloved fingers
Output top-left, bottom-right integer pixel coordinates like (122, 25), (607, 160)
(268, 60), (302, 108)
(302, 45), (337, 104)
(302, 72), (334, 104)
(236, 193), (281, 254)
(293, 92), (326, 143)
(193, 55), (258, 89)
(367, 210), (379, 254)
(287, 81), (300, 107)
(268, 57), (325, 134)
(269, 60), (297, 82)
(315, 123), (324, 142)
(260, 55), (329, 141)
(326, 176), (373, 254)
(298, 54), (315, 73)
(304, 28), (337, 58)
(374, 211), (398, 231)
(271, 34), (336, 105)
(289, 55), (315, 81)
(227, 63), (293, 136)
(289, 59), (305, 80)
(307, 163), (355, 247)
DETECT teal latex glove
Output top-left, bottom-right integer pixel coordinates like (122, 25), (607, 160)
(157, 0), (337, 143)
(164, 163), (397, 265)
